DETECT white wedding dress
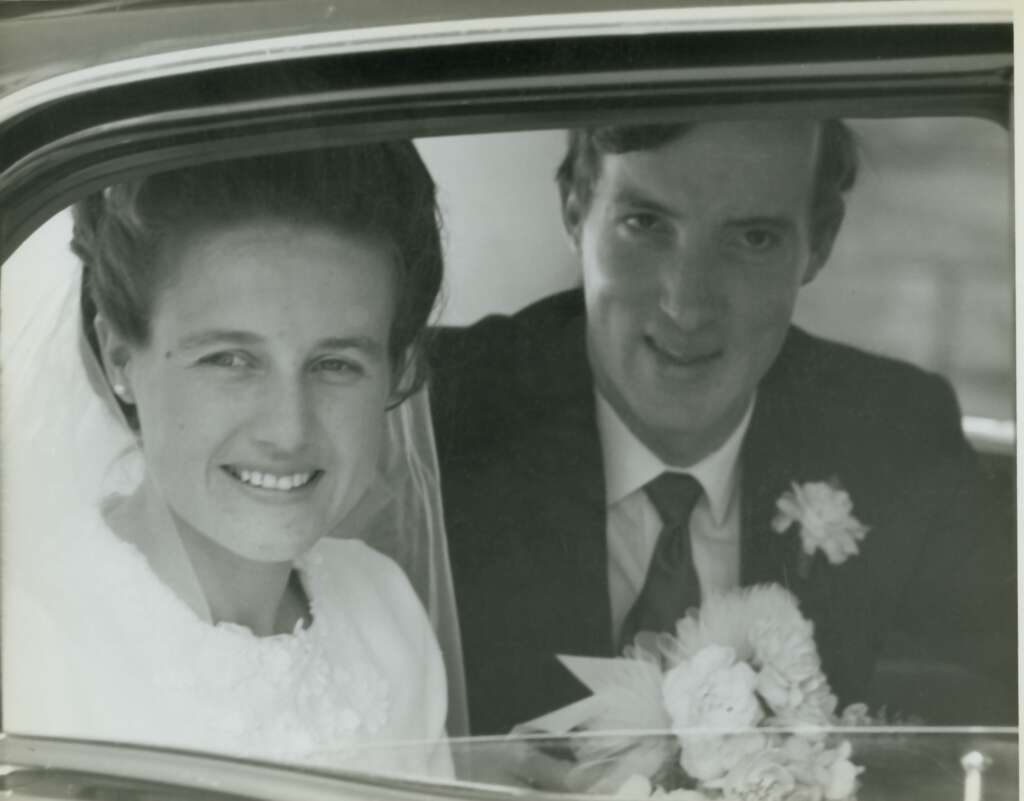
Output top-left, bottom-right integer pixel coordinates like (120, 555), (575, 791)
(1, 218), (455, 779)
(5, 501), (453, 779)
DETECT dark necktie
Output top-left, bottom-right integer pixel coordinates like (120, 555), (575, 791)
(619, 472), (703, 648)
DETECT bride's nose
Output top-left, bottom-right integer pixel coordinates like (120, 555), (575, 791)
(250, 374), (313, 456)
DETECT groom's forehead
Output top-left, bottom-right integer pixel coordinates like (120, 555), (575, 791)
(589, 121), (824, 200)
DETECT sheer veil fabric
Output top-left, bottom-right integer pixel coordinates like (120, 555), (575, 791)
(1, 213), (468, 742)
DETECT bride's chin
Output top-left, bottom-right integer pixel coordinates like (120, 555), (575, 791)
(216, 523), (326, 563)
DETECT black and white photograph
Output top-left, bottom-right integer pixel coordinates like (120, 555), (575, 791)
(0, 2), (1017, 800)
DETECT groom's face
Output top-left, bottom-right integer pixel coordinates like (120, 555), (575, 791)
(564, 121), (838, 465)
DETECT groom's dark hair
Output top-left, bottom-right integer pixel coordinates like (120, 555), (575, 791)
(73, 142), (443, 425)
(555, 120), (858, 238)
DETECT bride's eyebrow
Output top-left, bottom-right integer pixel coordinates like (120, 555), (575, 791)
(175, 330), (261, 350)
(174, 331), (385, 359)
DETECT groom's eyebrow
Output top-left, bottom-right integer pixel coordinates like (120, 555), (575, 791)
(316, 336), (385, 359)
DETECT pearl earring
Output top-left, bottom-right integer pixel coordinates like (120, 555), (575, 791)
(113, 383), (127, 398)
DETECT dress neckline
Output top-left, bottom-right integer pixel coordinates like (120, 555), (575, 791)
(101, 493), (326, 640)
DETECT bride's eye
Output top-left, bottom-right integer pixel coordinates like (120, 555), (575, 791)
(198, 351), (253, 369)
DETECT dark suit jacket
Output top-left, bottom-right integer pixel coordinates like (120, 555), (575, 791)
(430, 290), (1015, 735)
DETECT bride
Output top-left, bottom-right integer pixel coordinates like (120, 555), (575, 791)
(3, 142), (463, 777)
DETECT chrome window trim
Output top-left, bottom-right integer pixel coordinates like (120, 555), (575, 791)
(0, 734), (517, 801)
(2, 729), (1018, 800)
(963, 417), (1016, 456)
(0, 1), (1011, 124)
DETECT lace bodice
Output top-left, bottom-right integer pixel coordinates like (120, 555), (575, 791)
(4, 506), (452, 779)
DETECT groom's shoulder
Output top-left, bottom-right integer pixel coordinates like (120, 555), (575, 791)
(771, 326), (964, 441)
(432, 289), (582, 353)
(430, 289), (584, 380)
(777, 326), (955, 394)
(428, 289), (586, 439)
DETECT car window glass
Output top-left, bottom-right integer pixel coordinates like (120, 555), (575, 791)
(0, 114), (1014, 798)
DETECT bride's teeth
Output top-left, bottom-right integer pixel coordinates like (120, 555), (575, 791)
(232, 468), (314, 491)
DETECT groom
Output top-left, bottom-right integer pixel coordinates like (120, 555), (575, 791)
(430, 120), (1015, 735)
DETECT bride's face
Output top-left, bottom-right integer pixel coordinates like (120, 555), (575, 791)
(107, 219), (395, 563)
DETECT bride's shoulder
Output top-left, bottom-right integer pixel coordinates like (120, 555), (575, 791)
(10, 500), (128, 593)
(306, 536), (404, 579)
(302, 538), (424, 618)
(302, 537), (442, 669)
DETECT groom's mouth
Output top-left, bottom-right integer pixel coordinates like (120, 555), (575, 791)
(222, 466), (323, 493)
(643, 335), (722, 371)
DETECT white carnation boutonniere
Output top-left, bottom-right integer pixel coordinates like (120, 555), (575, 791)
(771, 480), (868, 572)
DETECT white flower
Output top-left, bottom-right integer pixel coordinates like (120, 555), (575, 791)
(614, 774), (707, 800)
(756, 664), (802, 713)
(616, 774), (657, 797)
(786, 789), (826, 801)
(777, 736), (862, 801)
(662, 646), (763, 733)
(705, 748), (798, 801)
(680, 733), (768, 782)
(665, 586), (810, 668)
(749, 616), (822, 715)
(837, 703), (873, 727)
(663, 585), (833, 722)
(555, 584), (867, 798)
(812, 741), (863, 800)
(751, 619), (819, 682)
(769, 674), (838, 728)
(656, 788), (709, 799)
(772, 481), (868, 565)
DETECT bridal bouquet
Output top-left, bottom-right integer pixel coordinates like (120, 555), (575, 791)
(532, 585), (866, 800)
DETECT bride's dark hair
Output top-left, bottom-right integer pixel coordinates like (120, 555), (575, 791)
(72, 142), (443, 425)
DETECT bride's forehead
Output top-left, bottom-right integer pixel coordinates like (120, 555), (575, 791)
(145, 220), (395, 335)
(156, 220), (394, 296)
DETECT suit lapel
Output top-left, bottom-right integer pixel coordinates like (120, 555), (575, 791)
(740, 374), (802, 588)
(743, 329), (865, 675)
(507, 309), (613, 657)
(740, 331), (829, 618)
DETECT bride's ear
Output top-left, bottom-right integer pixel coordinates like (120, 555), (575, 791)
(93, 315), (135, 404)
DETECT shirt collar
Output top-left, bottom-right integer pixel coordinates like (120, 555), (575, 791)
(595, 391), (755, 527)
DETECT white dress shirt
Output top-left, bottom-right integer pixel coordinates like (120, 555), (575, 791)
(595, 392), (754, 645)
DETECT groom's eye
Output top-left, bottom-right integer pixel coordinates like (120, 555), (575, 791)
(311, 356), (365, 380)
(621, 212), (667, 234)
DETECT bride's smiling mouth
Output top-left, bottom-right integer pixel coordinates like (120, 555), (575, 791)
(221, 466), (323, 493)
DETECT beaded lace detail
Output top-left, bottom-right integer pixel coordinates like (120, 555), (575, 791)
(17, 507), (396, 765)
